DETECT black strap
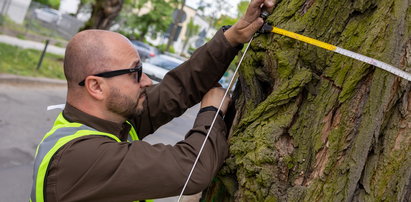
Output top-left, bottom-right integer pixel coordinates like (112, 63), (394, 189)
(198, 106), (224, 118)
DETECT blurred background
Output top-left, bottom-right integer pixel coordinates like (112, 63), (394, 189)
(0, 0), (250, 84)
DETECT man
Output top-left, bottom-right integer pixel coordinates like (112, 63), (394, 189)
(31, 0), (274, 201)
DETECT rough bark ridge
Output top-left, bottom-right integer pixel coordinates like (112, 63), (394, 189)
(204, 0), (411, 201)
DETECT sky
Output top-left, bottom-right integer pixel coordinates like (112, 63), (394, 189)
(186, 0), (242, 17)
(60, 0), (243, 18)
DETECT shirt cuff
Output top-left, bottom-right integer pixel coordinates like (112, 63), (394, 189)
(186, 110), (227, 139)
(207, 29), (244, 63)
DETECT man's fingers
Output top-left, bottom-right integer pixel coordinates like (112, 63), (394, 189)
(260, 0), (275, 16)
(243, 0), (275, 22)
(264, 0), (275, 13)
(249, 0), (266, 10)
(249, 0), (275, 11)
(243, 0), (264, 19)
(246, 18), (265, 34)
(223, 0), (275, 45)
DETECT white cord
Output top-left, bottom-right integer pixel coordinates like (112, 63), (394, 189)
(46, 104), (66, 111)
(177, 37), (254, 201)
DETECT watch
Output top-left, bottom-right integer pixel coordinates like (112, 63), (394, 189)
(199, 106), (224, 118)
(222, 25), (232, 32)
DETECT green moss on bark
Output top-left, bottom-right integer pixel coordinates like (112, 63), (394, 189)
(205, 0), (411, 201)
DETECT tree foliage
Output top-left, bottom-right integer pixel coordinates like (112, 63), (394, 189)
(118, 0), (178, 41)
(214, 0), (249, 29)
(32, 0), (60, 9)
(214, 15), (237, 29)
(181, 18), (200, 55)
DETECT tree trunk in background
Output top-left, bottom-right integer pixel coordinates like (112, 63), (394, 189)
(204, 0), (411, 201)
(82, 0), (123, 30)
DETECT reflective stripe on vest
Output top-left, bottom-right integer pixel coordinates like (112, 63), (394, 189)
(127, 120), (139, 142)
(30, 113), (151, 202)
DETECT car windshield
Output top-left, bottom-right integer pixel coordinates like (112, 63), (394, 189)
(131, 41), (157, 51)
(147, 56), (183, 70)
(132, 41), (149, 49)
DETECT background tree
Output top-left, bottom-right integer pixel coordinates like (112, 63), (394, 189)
(82, 0), (124, 30)
(166, 0), (185, 51)
(214, 0), (249, 32)
(180, 18), (200, 55)
(235, 0), (248, 17)
(204, 0), (411, 201)
(196, 0), (210, 17)
(119, 0), (177, 41)
(214, 15), (237, 30)
(75, 0), (94, 17)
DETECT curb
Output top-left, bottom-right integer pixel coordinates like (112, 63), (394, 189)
(0, 74), (66, 87)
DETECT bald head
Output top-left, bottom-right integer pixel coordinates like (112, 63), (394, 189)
(64, 30), (136, 88)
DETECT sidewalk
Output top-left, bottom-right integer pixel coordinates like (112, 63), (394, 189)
(0, 34), (65, 55)
(0, 73), (66, 86)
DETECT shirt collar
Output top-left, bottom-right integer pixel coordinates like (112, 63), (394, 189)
(62, 103), (131, 141)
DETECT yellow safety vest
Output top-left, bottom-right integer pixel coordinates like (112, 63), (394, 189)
(30, 113), (153, 202)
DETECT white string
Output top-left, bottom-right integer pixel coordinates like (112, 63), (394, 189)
(47, 104), (66, 111)
(177, 37), (254, 201)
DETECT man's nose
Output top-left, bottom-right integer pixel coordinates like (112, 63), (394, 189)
(140, 73), (153, 87)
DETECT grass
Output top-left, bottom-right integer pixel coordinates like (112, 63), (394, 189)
(1, 15), (67, 44)
(0, 42), (65, 79)
(23, 18), (67, 41)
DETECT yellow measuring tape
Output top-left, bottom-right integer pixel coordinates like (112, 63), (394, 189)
(266, 26), (411, 81)
(271, 27), (337, 51)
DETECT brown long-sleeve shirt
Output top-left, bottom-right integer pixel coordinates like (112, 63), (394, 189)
(44, 29), (241, 202)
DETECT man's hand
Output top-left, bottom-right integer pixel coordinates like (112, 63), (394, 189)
(224, 0), (275, 46)
(201, 87), (231, 115)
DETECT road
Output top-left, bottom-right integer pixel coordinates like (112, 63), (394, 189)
(0, 77), (199, 202)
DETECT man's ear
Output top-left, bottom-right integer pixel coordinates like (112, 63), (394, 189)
(84, 76), (106, 100)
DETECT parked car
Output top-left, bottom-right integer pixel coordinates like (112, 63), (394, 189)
(34, 8), (62, 24)
(143, 54), (185, 82)
(131, 41), (159, 61)
(219, 76), (229, 89)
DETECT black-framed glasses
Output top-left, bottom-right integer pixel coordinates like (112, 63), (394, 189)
(78, 63), (142, 86)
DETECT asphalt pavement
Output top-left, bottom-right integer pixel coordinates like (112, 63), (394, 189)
(0, 74), (199, 202)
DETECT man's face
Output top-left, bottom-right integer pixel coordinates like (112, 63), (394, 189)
(103, 37), (152, 119)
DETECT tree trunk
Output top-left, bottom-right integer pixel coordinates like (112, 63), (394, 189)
(204, 0), (411, 201)
(82, 0), (123, 30)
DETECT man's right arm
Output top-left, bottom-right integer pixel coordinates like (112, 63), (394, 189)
(133, 0), (275, 138)
(134, 29), (241, 138)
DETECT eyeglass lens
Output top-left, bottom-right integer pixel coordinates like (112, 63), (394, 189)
(136, 65), (142, 83)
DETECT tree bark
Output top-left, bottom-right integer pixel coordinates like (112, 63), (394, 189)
(82, 0), (123, 30)
(204, 0), (411, 201)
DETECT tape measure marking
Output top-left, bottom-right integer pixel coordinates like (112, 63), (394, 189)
(335, 47), (411, 81)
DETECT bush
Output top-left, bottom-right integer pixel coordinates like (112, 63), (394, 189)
(156, 44), (175, 54)
(32, 0), (60, 9)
